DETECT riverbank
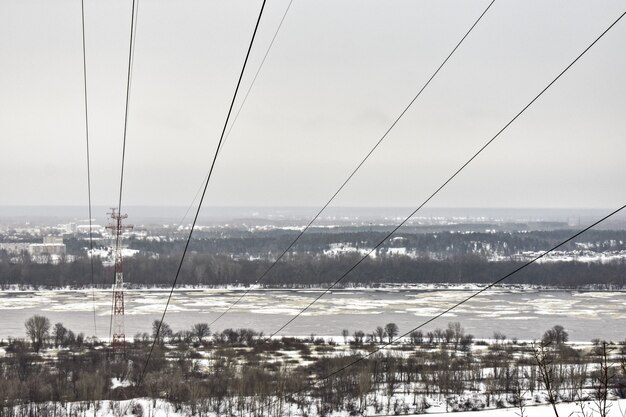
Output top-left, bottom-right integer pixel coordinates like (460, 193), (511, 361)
(1, 282), (625, 292)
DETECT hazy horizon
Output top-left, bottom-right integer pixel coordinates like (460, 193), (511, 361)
(1, 205), (625, 228)
(1, 0), (625, 210)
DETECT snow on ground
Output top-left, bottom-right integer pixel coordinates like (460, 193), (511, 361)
(324, 243), (375, 257)
(513, 250), (626, 264)
(88, 247), (140, 266)
(14, 398), (626, 417)
(322, 242), (626, 264)
(110, 378), (131, 390)
(426, 399), (626, 417)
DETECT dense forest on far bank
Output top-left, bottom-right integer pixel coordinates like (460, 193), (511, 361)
(1, 228), (625, 288)
(76, 229), (626, 260)
(0, 252), (625, 289)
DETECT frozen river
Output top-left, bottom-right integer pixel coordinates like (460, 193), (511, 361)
(0, 287), (624, 342)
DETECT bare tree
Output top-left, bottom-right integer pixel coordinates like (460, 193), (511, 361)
(448, 322), (464, 351)
(192, 323), (211, 343)
(511, 369), (528, 417)
(616, 340), (626, 399)
(542, 325), (569, 346)
(152, 320), (173, 344)
(493, 331), (507, 345)
(352, 330), (365, 346)
(562, 363), (588, 403)
(434, 328), (445, 344)
(52, 322), (68, 347)
(341, 329), (350, 345)
(25, 314), (50, 352)
(356, 364), (373, 412)
(460, 334), (474, 353)
(592, 341), (615, 417)
(385, 323), (399, 343)
(531, 341), (561, 417)
(409, 330), (423, 345)
(374, 326), (386, 343)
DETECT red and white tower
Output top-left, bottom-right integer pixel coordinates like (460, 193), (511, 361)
(106, 208), (133, 356)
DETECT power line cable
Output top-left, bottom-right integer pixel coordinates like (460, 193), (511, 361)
(80, 0), (97, 337)
(175, 0), (295, 229)
(128, 0), (140, 103)
(108, 0), (138, 342)
(251, 203), (626, 416)
(177, 172), (208, 228)
(117, 0), (136, 220)
(321, 206), (626, 377)
(221, 0), (295, 150)
(138, 0), (269, 384)
(266, 9), (626, 339)
(208, 0), (497, 328)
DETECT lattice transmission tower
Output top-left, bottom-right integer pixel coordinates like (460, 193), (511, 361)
(106, 208), (133, 356)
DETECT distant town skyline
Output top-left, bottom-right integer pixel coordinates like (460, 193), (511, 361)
(1, 0), (625, 211)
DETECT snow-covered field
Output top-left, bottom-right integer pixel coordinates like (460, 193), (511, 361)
(436, 400), (626, 416)
(10, 398), (626, 417)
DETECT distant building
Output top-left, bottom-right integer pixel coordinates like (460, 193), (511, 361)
(43, 236), (64, 245)
(0, 236), (66, 263)
(0, 242), (30, 254)
(28, 242), (65, 258)
(64, 222), (77, 234)
(76, 224), (105, 235)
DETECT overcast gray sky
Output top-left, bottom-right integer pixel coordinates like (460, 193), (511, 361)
(1, 0), (624, 211)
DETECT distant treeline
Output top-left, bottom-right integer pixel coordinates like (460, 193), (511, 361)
(113, 229), (626, 260)
(1, 252), (625, 288)
(32, 227), (626, 259)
